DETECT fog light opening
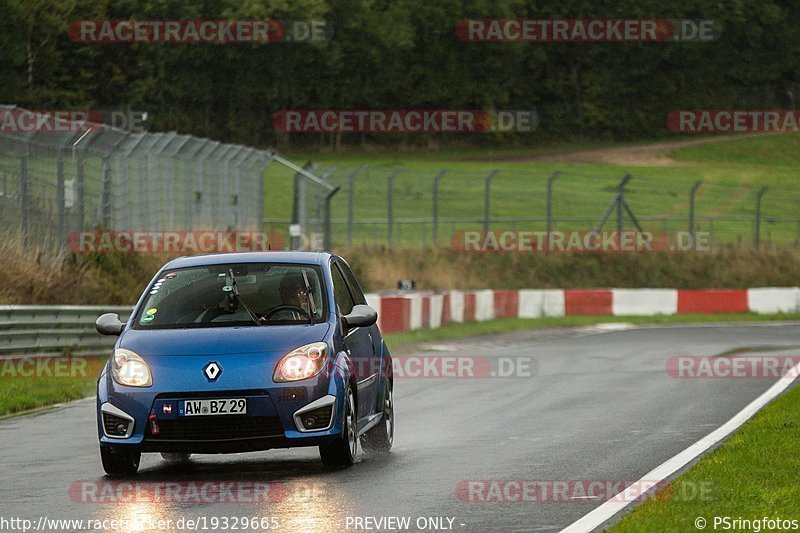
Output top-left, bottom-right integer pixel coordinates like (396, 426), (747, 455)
(294, 396), (336, 433)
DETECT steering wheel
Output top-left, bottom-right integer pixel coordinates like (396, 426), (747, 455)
(265, 305), (310, 319)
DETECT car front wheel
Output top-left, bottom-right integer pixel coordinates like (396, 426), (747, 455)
(100, 446), (140, 476)
(319, 385), (357, 468)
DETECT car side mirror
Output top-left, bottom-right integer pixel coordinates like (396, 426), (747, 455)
(341, 304), (377, 332)
(96, 313), (125, 336)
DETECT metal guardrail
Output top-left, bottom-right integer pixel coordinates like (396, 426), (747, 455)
(0, 305), (132, 358)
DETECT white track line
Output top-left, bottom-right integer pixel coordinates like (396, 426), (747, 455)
(561, 359), (800, 533)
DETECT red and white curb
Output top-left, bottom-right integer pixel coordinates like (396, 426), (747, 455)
(364, 288), (800, 334)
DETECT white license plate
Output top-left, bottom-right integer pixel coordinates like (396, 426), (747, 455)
(182, 398), (247, 416)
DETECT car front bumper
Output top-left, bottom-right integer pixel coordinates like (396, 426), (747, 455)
(97, 363), (349, 453)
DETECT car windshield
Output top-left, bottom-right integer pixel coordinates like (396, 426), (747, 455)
(133, 263), (326, 329)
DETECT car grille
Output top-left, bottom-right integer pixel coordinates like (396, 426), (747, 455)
(147, 416), (284, 441)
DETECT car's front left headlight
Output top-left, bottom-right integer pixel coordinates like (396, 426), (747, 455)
(273, 342), (328, 382)
(111, 348), (153, 387)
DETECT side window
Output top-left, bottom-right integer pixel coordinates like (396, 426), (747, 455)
(331, 263), (355, 315)
(338, 261), (367, 305)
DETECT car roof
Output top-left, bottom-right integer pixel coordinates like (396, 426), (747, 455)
(162, 251), (333, 270)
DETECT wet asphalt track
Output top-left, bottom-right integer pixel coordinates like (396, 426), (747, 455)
(2, 323), (799, 533)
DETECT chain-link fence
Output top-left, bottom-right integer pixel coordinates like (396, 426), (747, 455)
(0, 106), (338, 252)
(265, 164), (800, 250)
(285, 159), (339, 250)
(6, 106), (797, 253)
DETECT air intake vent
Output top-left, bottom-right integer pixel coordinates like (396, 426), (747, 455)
(298, 405), (333, 431)
(103, 412), (132, 437)
(146, 416), (284, 441)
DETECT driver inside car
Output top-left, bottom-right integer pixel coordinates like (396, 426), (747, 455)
(270, 271), (310, 320)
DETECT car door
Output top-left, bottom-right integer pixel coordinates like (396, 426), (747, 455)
(331, 260), (377, 419)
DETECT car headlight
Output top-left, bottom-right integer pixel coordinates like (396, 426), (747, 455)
(111, 348), (153, 387)
(274, 342), (328, 382)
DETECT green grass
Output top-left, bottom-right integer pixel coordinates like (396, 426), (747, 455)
(0, 356), (105, 418)
(264, 134), (800, 249)
(611, 378), (800, 531)
(670, 133), (800, 166)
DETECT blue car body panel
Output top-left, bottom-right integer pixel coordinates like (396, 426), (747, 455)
(96, 251), (390, 454)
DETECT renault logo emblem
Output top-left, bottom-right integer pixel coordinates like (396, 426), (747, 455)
(203, 362), (222, 381)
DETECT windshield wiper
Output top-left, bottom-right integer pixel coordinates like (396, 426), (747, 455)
(228, 268), (263, 326)
(301, 270), (316, 325)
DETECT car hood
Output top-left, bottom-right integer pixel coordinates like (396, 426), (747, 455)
(118, 322), (332, 356)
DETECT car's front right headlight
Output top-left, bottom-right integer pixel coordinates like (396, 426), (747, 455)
(111, 348), (152, 387)
(273, 342), (328, 382)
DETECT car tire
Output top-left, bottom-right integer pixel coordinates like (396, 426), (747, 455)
(362, 379), (393, 454)
(319, 385), (357, 468)
(100, 446), (140, 476)
(161, 452), (191, 463)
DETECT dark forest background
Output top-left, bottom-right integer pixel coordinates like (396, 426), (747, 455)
(1, 0), (796, 147)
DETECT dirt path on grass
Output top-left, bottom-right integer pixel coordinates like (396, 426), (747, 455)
(488, 134), (762, 166)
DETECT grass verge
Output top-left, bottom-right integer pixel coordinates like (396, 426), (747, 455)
(343, 247), (800, 291)
(610, 380), (800, 531)
(0, 356), (106, 418)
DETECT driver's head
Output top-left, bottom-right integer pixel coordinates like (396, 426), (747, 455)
(279, 271), (307, 308)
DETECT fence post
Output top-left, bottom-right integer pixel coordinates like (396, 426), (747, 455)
(689, 180), (703, 243)
(56, 148), (66, 246)
(19, 143), (29, 248)
(257, 156), (271, 233)
(483, 169), (499, 233)
(347, 164), (366, 246)
(617, 174), (631, 237)
(387, 168), (402, 249)
(432, 168), (447, 246)
(71, 129), (95, 231)
(291, 161), (314, 249)
(101, 156), (112, 228)
(323, 186), (340, 251)
(432, 169), (447, 245)
(754, 186), (768, 251)
(617, 178), (625, 236)
(546, 171), (560, 253)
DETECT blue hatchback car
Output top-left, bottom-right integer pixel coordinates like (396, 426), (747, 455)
(95, 251), (393, 475)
